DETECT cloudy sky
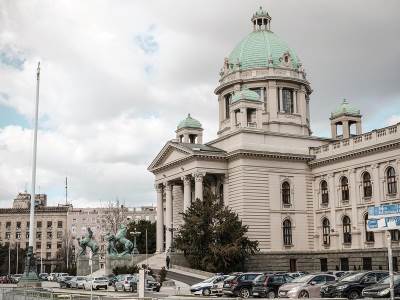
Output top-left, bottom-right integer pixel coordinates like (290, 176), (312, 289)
(0, 0), (399, 208)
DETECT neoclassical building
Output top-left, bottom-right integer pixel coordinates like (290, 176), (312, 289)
(149, 8), (400, 272)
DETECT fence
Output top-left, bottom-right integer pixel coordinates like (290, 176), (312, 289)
(0, 288), (155, 300)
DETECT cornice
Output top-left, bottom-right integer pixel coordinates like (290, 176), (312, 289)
(227, 149), (314, 162)
(309, 139), (400, 168)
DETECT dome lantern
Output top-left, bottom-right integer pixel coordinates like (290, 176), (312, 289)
(251, 6), (271, 31)
(176, 114), (203, 144)
(330, 99), (362, 139)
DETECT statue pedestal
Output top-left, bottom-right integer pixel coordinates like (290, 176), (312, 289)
(77, 255), (100, 276)
(105, 255), (132, 275)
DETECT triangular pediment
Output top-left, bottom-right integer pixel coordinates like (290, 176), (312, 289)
(148, 142), (193, 171)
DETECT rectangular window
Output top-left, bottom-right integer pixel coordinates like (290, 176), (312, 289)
(289, 259), (297, 272)
(26, 232), (29, 239)
(5, 232), (10, 239)
(320, 258), (328, 272)
(46, 242), (51, 250)
(340, 257), (349, 271)
(47, 232), (52, 239)
(57, 221), (63, 228)
(26, 221), (30, 228)
(15, 232), (21, 239)
(363, 257), (372, 270)
(57, 231), (63, 239)
(47, 221), (52, 229)
(394, 257), (398, 272)
(46, 252), (51, 259)
(282, 88), (294, 114)
(57, 242), (62, 249)
(36, 242), (41, 249)
(37, 221), (42, 228)
(16, 222), (21, 230)
(6, 221), (11, 230)
(391, 230), (399, 241)
(224, 94), (231, 119)
(36, 232), (42, 239)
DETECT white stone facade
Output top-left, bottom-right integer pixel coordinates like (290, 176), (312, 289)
(149, 9), (400, 270)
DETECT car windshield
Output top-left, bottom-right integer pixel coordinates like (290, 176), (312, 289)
(203, 276), (218, 283)
(341, 273), (366, 282)
(126, 276), (133, 281)
(147, 275), (155, 281)
(291, 275), (314, 283)
(77, 277), (86, 281)
(254, 275), (266, 282)
(95, 277), (107, 280)
(378, 275), (400, 285)
(225, 275), (237, 281)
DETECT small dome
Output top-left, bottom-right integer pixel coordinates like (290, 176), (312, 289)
(232, 88), (260, 103)
(331, 99), (361, 118)
(177, 114), (202, 129)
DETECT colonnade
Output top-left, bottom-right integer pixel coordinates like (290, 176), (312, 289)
(155, 172), (205, 253)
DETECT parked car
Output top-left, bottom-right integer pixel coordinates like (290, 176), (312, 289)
(252, 273), (293, 298)
(223, 272), (262, 298)
(69, 276), (87, 289)
(56, 273), (69, 281)
(84, 277), (109, 290)
(285, 272), (308, 279)
(190, 275), (227, 296)
(146, 275), (161, 292)
(362, 274), (400, 298)
(38, 273), (49, 281)
(11, 274), (22, 283)
(211, 275), (230, 296)
(59, 276), (74, 288)
(278, 273), (336, 298)
(114, 275), (136, 292)
(47, 273), (56, 281)
(320, 271), (389, 299)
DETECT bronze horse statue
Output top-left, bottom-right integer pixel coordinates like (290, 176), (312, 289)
(77, 227), (99, 256)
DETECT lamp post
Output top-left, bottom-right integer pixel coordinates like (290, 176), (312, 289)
(168, 223), (178, 253)
(16, 239), (20, 274)
(8, 240), (11, 275)
(130, 230), (141, 255)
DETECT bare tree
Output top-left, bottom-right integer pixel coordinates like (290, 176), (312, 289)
(101, 199), (127, 234)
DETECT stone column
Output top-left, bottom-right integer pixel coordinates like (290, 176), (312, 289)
(155, 184), (164, 253)
(164, 183), (173, 251)
(343, 120), (350, 139)
(349, 169), (359, 246)
(328, 174), (337, 228)
(182, 175), (192, 212)
(372, 164), (381, 204)
(356, 121), (362, 135)
(279, 87), (283, 112)
(194, 172), (205, 201)
(331, 122), (337, 139)
(293, 90), (297, 113)
(222, 175), (229, 205)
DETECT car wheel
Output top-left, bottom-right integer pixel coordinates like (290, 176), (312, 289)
(298, 290), (309, 298)
(130, 286), (134, 293)
(267, 291), (276, 298)
(240, 288), (250, 298)
(348, 290), (360, 299)
(202, 288), (211, 296)
(123, 286), (127, 292)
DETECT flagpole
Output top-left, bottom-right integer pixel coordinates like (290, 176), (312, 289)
(20, 62), (41, 286)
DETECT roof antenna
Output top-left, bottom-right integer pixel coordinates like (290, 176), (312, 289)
(65, 177), (68, 205)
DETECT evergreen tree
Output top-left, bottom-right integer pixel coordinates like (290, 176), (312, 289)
(175, 191), (259, 273)
(127, 220), (156, 254)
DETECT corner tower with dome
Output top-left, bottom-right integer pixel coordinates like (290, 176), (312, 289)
(149, 8), (400, 272)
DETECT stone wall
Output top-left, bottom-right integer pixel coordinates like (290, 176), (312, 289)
(170, 249), (400, 273)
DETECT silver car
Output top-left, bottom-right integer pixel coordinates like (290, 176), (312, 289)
(278, 274), (336, 298)
(69, 276), (87, 289)
(114, 275), (136, 292)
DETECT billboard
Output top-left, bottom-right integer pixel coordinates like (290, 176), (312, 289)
(367, 204), (400, 232)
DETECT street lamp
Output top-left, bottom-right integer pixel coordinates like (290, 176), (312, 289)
(168, 223), (178, 252)
(130, 230), (141, 255)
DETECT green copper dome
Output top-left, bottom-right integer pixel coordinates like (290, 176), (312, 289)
(232, 88), (260, 103)
(177, 114), (202, 129)
(331, 99), (361, 118)
(228, 30), (300, 70)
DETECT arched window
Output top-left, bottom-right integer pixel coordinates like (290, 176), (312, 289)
(341, 177), (349, 201)
(363, 172), (372, 198)
(364, 213), (374, 242)
(343, 216), (352, 244)
(224, 94), (231, 119)
(387, 167), (397, 195)
(322, 218), (330, 246)
(321, 180), (329, 205)
(282, 181), (291, 205)
(282, 88), (294, 114)
(283, 219), (292, 245)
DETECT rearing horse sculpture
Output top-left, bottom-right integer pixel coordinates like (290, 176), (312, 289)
(77, 227), (99, 256)
(115, 224), (134, 256)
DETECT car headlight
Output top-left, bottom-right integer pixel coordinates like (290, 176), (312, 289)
(336, 285), (348, 290)
(378, 288), (390, 296)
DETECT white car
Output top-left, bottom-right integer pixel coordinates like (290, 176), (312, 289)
(114, 275), (137, 292)
(84, 277), (109, 290)
(190, 275), (226, 296)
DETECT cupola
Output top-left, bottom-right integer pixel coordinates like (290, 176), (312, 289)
(330, 99), (362, 139)
(251, 6), (271, 31)
(176, 114), (203, 144)
(229, 87), (263, 130)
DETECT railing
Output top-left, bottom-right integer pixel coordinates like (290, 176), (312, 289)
(310, 123), (400, 156)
